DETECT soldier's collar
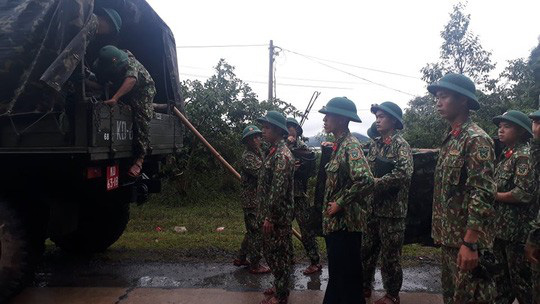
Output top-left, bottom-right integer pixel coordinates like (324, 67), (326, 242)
(332, 130), (350, 152)
(504, 148), (514, 159)
(448, 119), (472, 138)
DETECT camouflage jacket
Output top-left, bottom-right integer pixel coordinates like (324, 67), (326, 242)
(257, 139), (295, 227)
(367, 133), (413, 218)
(103, 51), (156, 101)
(123, 51), (156, 99)
(287, 138), (311, 198)
(240, 148), (263, 209)
(323, 131), (374, 235)
(432, 119), (496, 249)
(494, 142), (537, 243)
(527, 139), (540, 248)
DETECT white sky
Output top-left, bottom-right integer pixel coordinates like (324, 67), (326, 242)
(147, 0), (540, 137)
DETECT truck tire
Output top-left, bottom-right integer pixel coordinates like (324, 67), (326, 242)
(0, 200), (33, 302)
(53, 190), (130, 253)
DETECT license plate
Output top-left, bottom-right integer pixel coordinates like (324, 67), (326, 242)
(106, 164), (119, 191)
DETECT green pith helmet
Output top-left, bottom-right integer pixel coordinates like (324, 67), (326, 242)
(367, 122), (380, 139)
(318, 97), (362, 123)
(493, 110), (533, 136)
(370, 101), (404, 130)
(427, 73), (480, 110)
(241, 125), (262, 143)
(286, 117), (303, 136)
(529, 110), (540, 120)
(93, 45), (129, 75)
(100, 8), (122, 35)
(257, 111), (289, 134)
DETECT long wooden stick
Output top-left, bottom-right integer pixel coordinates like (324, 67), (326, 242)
(173, 107), (303, 241)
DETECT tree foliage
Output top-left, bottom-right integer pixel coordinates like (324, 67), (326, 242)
(176, 59), (300, 178)
(404, 3), (538, 148)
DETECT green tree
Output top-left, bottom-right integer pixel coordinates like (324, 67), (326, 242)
(177, 59), (300, 180)
(403, 2), (531, 148)
(420, 2), (496, 90)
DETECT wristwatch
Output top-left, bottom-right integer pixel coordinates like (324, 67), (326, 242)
(462, 241), (478, 252)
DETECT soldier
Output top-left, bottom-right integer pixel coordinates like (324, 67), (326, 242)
(95, 8), (122, 36)
(234, 125), (271, 274)
(286, 117), (321, 275)
(526, 110), (540, 304)
(256, 111), (295, 304)
(525, 47), (540, 304)
(428, 73), (497, 304)
(318, 97), (374, 304)
(361, 122), (379, 151)
(367, 122), (380, 140)
(491, 110), (537, 304)
(362, 102), (413, 304)
(93, 45), (155, 177)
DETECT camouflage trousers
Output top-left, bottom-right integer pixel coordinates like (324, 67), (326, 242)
(441, 246), (496, 304)
(131, 91), (154, 159)
(361, 217), (405, 296)
(293, 196), (320, 265)
(263, 224), (293, 300)
(493, 238), (533, 304)
(237, 208), (262, 265)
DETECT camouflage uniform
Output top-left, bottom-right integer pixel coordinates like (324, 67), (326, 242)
(432, 119), (497, 304)
(528, 139), (540, 303)
(493, 143), (537, 304)
(237, 148), (264, 265)
(323, 131), (374, 234)
(107, 51), (155, 159)
(362, 133), (413, 297)
(322, 131), (374, 304)
(257, 139), (295, 300)
(288, 138), (320, 266)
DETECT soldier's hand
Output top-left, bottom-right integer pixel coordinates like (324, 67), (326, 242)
(287, 136), (296, 143)
(533, 120), (540, 139)
(525, 243), (540, 264)
(263, 219), (274, 235)
(104, 98), (118, 106)
(326, 202), (342, 217)
(457, 245), (478, 271)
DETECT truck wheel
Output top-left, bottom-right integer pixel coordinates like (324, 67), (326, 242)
(0, 200), (32, 302)
(54, 190), (130, 253)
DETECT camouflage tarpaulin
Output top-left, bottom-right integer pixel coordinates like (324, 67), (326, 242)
(0, 0), (183, 115)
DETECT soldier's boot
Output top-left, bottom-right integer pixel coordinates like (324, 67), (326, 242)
(233, 258), (249, 267)
(374, 294), (400, 304)
(263, 287), (276, 296)
(302, 263), (322, 275)
(260, 296), (287, 304)
(249, 264), (271, 274)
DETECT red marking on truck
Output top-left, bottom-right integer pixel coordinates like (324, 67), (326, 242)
(87, 167), (102, 179)
(106, 165), (119, 191)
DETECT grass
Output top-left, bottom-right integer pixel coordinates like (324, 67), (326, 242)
(92, 178), (440, 266)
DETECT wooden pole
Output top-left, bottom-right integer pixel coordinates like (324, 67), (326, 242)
(173, 107), (240, 180)
(172, 107), (303, 241)
(268, 40), (274, 102)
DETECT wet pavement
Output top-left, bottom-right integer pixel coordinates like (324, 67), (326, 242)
(10, 254), (444, 303)
(29, 261), (443, 293)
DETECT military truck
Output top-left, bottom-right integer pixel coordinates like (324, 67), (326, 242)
(0, 0), (183, 299)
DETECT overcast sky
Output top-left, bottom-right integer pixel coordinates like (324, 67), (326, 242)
(147, 0), (540, 137)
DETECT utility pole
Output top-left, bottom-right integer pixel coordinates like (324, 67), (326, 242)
(268, 40), (274, 102)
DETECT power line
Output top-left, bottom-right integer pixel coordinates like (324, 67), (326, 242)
(176, 44), (267, 49)
(281, 48), (421, 80)
(179, 73), (353, 90)
(179, 65), (368, 85)
(281, 49), (417, 97)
